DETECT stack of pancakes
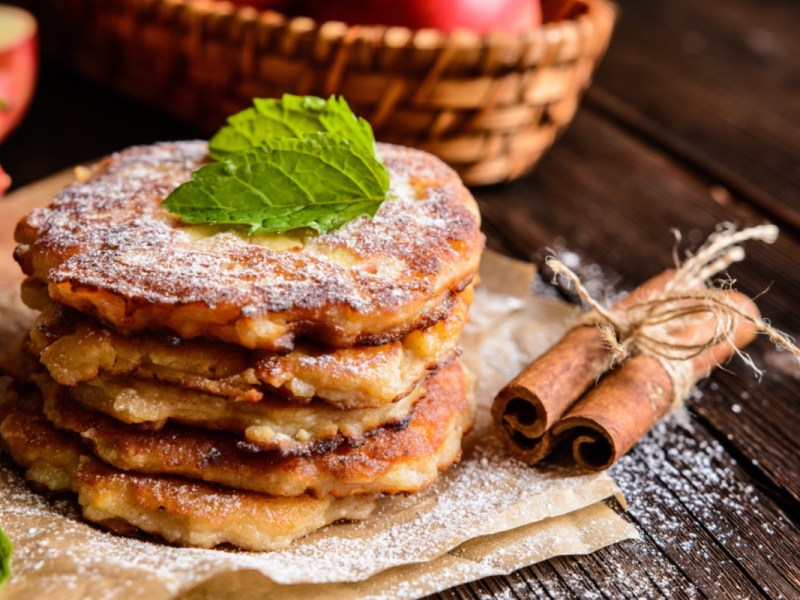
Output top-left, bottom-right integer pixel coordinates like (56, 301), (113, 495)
(0, 141), (484, 550)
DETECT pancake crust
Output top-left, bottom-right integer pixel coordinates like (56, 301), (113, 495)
(76, 460), (376, 551)
(43, 361), (475, 498)
(15, 142), (484, 351)
(28, 286), (471, 408)
(0, 400), (377, 550)
(68, 373), (425, 455)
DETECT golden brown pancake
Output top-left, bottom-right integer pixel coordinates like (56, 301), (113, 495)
(42, 361), (475, 498)
(77, 460), (376, 551)
(15, 142), (484, 351)
(27, 286), (471, 408)
(67, 373), (425, 455)
(0, 389), (88, 492)
(0, 397), (377, 550)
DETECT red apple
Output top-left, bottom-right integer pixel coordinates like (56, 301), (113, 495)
(305, 0), (541, 33)
(0, 5), (37, 143)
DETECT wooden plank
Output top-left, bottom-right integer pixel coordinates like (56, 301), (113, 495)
(431, 412), (800, 599)
(476, 109), (800, 336)
(587, 0), (800, 228)
(612, 419), (800, 599)
(694, 366), (800, 507)
(566, 540), (699, 598)
(467, 104), (800, 597)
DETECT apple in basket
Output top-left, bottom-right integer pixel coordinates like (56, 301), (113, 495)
(302, 0), (542, 33)
(0, 5), (37, 143)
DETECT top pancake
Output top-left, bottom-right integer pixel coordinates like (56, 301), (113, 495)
(15, 142), (483, 350)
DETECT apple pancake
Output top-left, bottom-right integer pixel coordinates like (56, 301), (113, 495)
(42, 361), (475, 498)
(15, 142), (483, 351)
(0, 398), (377, 550)
(28, 285), (471, 408)
(66, 373), (425, 455)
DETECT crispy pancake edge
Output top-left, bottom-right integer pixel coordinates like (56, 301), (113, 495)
(0, 390), (377, 551)
(43, 361), (475, 498)
(68, 373), (426, 456)
(15, 142), (484, 350)
(28, 284), (472, 408)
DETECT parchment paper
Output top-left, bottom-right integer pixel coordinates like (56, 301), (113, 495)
(175, 502), (628, 600)
(0, 244), (638, 600)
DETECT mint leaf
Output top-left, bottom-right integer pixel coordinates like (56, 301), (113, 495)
(0, 523), (10, 588)
(209, 95), (375, 160)
(164, 133), (389, 235)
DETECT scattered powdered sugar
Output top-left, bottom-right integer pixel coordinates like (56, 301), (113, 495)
(0, 261), (628, 599)
(532, 239), (625, 307)
(3, 245), (790, 598)
(23, 142), (482, 319)
(451, 390), (797, 599)
(508, 248), (799, 599)
(0, 422), (622, 596)
(604, 409), (798, 598)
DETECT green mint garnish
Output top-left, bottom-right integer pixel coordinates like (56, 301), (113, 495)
(163, 132), (389, 235)
(209, 94), (376, 160)
(0, 522), (11, 588)
(165, 94), (390, 235)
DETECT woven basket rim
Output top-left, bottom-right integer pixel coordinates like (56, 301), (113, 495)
(156, 0), (618, 53)
(53, 0), (617, 184)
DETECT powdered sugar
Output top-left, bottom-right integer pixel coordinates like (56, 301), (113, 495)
(19, 142), (482, 319)
(0, 257), (626, 598)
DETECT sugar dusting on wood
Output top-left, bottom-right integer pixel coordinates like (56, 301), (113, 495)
(465, 412), (798, 600)
(483, 250), (800, 600)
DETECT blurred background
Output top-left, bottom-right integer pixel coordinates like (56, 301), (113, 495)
(1, 0), (796, 204)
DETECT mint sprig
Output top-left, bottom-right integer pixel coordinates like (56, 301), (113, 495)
(209, 95), (375, 160)
(0, 523), (10, 588)
(164, 133), (389, 235)
(164, 94), (390, 235)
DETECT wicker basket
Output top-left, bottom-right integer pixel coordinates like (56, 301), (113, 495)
(32, 0), (616, 185)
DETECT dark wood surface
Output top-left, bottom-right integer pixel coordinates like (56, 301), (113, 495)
(1, 0), (798, 597)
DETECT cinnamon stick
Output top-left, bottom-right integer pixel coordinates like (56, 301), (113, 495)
(491, 270), (675, 458)
(494, 290), (759, 470)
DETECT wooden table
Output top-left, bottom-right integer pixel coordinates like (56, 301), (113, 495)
(1, 0), (798, 597)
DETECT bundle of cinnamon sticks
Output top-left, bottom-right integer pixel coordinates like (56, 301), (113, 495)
(491, 224), (795, 471)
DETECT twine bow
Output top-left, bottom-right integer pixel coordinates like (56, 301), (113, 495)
(546, 224), (800, 391)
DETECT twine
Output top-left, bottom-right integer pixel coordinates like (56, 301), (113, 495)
(547, 223), (800, 408)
